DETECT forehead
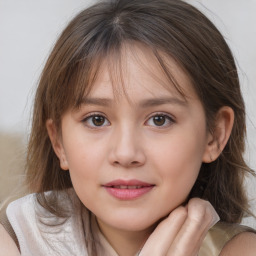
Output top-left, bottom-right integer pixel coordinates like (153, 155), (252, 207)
(85, 43), (198, 103)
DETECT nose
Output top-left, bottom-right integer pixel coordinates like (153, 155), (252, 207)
(108, 126), (146, 168)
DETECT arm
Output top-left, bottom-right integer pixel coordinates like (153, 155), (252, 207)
(0, 224), (20, 256)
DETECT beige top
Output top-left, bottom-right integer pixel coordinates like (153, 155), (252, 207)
(199, 222), (256, 256)
(1, 190), (255, 256)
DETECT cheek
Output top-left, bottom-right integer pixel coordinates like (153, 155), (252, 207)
(65, 141), (103, 208)
(149, 133), (204, 197)
(63, 129), (105, 170)
(150, 132), (204, 170)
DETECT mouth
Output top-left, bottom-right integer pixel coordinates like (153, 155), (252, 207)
(103, 179), (155, 200)
(108, 185), (148, 189)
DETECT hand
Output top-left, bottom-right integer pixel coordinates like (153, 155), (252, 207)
(139, 198), (219, 256)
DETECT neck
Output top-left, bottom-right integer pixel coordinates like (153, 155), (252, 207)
(96, 218), (154, 256)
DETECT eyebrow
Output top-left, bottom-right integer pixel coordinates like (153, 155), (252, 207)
(80, 97), (113, 107)
(139, 97), (187, 108)
(80, 97), (187, 108)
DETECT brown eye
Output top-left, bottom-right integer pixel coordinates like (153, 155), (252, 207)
(83, 114), (110, 128)
(153, 116), (166, 126)
(145, 114), (174, 128)
(92, 116), (105, 126)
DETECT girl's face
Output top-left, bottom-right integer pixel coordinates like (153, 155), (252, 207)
(55, 45), (212, 233)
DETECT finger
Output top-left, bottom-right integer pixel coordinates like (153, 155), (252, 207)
(167, 198), (219, 256)
(140, 206), (187, 256)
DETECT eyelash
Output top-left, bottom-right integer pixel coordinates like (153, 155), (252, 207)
(82, 113), (110, 128)
(81, 112), (175, 129)
(145, 113), (175, 128)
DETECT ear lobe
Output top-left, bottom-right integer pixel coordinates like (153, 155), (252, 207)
(202, 106), (234, 163)
(46, 119), (69, 170)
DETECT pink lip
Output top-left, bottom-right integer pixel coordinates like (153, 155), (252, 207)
(103, 179), (155, 200)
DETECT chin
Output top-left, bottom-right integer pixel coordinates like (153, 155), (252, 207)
(98, 211), (162, 232)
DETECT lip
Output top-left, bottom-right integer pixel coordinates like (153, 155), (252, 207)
(103, 179), (155, 200)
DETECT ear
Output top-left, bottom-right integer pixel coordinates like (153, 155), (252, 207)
(202, 106), (234, 163)
(46, 119), (69, 170)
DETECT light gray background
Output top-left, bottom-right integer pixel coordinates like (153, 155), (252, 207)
(0, 0), (255, 226)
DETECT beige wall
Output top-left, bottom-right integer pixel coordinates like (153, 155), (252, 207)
(0, 133), (26, 202)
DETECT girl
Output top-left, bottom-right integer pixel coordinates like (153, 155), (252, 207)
(1, 0), (256, 255)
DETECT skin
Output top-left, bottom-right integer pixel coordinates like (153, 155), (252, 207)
(47, 44), (235, 255)
(140, 198), (217, 255)
(0, 224), (20, 256)
(1, 44), (256, 255)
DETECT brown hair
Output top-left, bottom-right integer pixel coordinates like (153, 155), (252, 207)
(26, 0), (253, 236)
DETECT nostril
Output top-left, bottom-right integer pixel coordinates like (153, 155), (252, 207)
(113, 160), (140, 167)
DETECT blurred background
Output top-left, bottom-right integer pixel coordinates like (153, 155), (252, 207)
(0, 0), (255, 226)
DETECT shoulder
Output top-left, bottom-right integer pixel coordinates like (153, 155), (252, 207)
(0, 224), (20, 256)
(200, 221), (256, 256)
(6, 193), (36, 227)
(3, 189), (87, 255)
(220, 231), (256, 256)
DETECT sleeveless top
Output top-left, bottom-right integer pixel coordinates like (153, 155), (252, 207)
(1, 189), (255, 256)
